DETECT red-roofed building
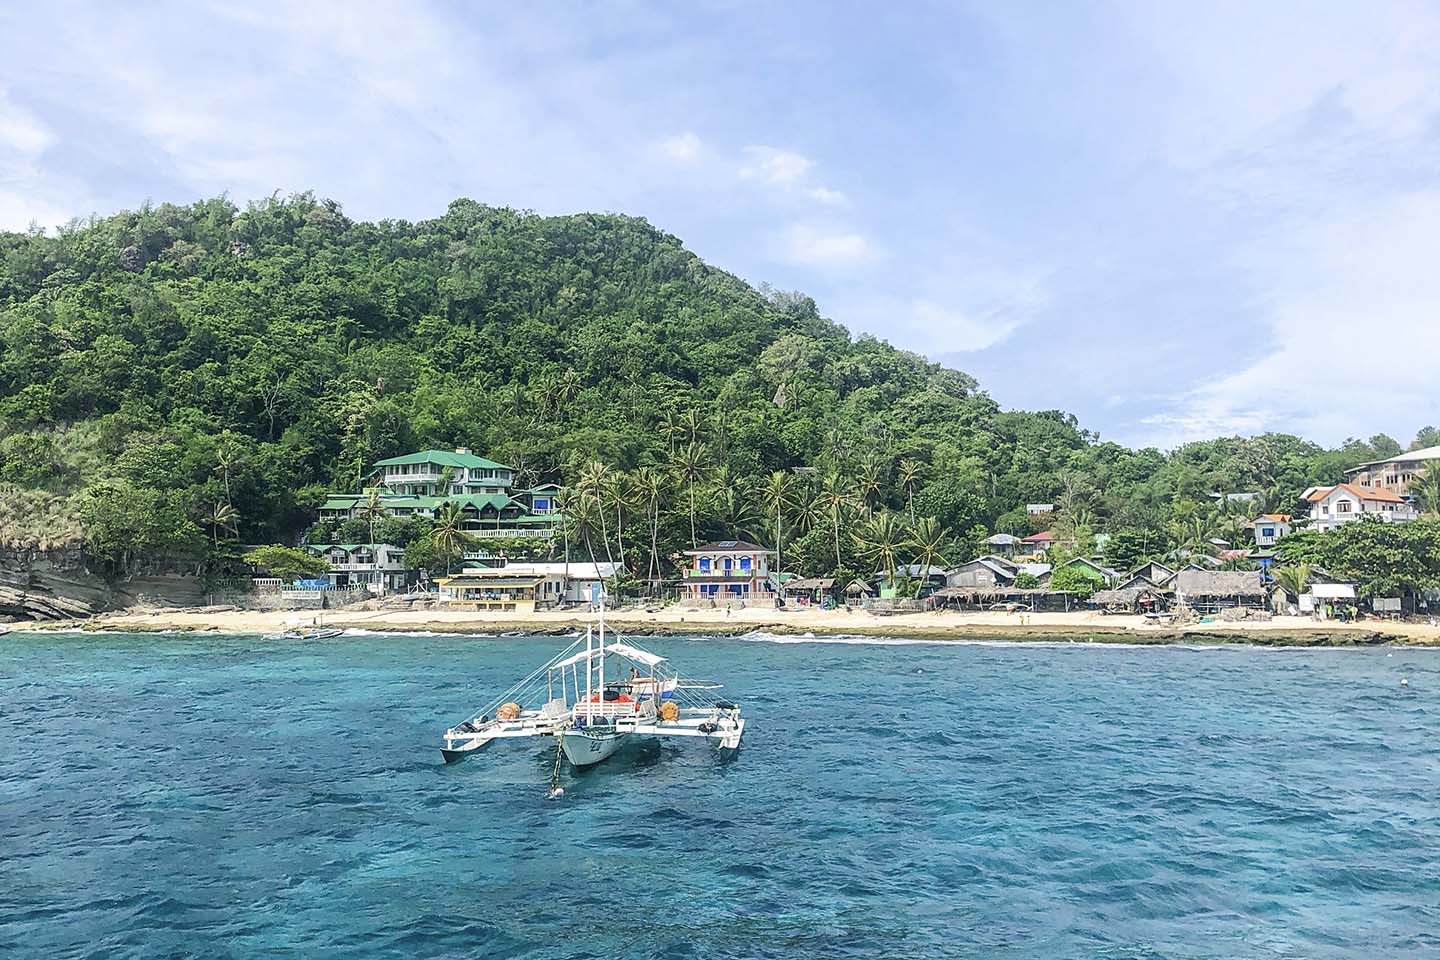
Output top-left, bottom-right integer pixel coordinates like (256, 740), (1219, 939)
(1019, 530), (1076, 556)
(1302, 484), (1418, 532)
(1248, 513), (1293, 547)
(1344, 445), (1440, 498)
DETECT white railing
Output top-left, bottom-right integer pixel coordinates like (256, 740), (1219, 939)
(573, 700), (657, 720)
(467, 528), (557, 539)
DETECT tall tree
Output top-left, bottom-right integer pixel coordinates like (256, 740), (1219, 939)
(633, 467), (666, 584)
(761, 471), (793, 578)
(907, 516), (950, 597)
(814, 472), (856, 574)
(578, 461), (614, 565)
(204, 501), (239, 547)
(356, 489), (387, 547)
(673, 442), (707, 549)
(897, 459), (923, 524)
(428, 502), (473, 575)
(856, 511), (905, 586)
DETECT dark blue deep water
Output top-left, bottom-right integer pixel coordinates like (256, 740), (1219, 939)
(4, 632), (1440, 959)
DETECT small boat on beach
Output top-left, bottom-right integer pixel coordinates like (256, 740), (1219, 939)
(440, 608), (745, 773)
(263, 627), (344, 641)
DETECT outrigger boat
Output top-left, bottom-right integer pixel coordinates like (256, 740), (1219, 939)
(440, 609), (745, 771)
(262, 626), (344, 641)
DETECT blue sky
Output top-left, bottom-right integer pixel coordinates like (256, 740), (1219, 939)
(3, 1), (1438, 449)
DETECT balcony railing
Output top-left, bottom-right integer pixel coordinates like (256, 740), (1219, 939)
(467, 528), (558, 539)
(685, 569), (762, 579)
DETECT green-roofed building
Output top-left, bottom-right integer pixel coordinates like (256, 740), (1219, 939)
(371, 447), (516, 497)
(314, 447), (565, 541)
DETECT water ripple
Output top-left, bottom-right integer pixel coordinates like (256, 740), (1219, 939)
(3, 632), (1439, 958)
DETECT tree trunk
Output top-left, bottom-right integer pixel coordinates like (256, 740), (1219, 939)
(615, 504), (626, 569)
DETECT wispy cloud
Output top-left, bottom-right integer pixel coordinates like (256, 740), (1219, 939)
(910, 299), (1022, 352)
(658, 131), (704, 165)
(0, 88), (53, 156)
(805, 185), (846, 205)
(1141, 190), (1440, 447)
(739, 145), (813, 184)
(778, 223), (876, 267)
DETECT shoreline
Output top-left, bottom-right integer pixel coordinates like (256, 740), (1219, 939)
(21, 605), (1440, 646)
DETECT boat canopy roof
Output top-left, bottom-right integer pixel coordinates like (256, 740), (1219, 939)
(605, 643), (666, 666)
(551, 642), (667, 670)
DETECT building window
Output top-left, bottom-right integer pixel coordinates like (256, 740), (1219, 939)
(1262, 527), (1274, 538)
(1336, 501), (1351, 513)
(739, 556), (752, 572)
(699, 557), (711, 573)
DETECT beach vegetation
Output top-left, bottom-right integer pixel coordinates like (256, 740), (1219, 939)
(0, 195), (1416, 586)
(242, 545), (330, 580)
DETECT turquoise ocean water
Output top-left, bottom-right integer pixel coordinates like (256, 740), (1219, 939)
(3, 630), (1439, 959)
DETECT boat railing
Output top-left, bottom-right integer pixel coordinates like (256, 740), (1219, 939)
(572, 699), (657, 721)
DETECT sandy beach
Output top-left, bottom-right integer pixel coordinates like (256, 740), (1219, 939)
(32, 603), (1440, 645)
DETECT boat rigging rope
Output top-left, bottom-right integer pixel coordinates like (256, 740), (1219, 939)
(547, 732), (565, 800)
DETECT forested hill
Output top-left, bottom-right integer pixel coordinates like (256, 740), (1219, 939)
(0, 194), (1428, 568)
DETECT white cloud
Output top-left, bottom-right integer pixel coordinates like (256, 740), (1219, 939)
(1141, 190), (1440, 447)
(0, 89), (54, 156)
(778, 223), (876, 267)
(805, 185), (845, 205)
(1116, 1), (1440, 162)
(739, 145), (813, 184)
(910, 299), (1022, 352)
(658, 131), (703, 164)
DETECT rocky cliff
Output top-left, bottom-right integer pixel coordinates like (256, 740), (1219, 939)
(0, 547), (111, 620)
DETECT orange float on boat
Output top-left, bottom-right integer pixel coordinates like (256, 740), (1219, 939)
(497, 702), (522, 720)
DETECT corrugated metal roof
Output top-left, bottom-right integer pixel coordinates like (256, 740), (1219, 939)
(374, 449), (512, 470)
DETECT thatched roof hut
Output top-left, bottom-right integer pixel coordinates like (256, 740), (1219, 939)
(1175, 570), (1265, 597)
(1175, 570), (1266, 609)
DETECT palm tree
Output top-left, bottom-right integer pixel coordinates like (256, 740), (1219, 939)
(814, 472), (856, 573)
(712, 477), (762, 542)
(355, 489), (387, 548)
(429, 501), (474, 574)
(434, 465), (457, 496)
(578, 461), (614, 565)
(633, 467), (667, 584)
(855, 511), (905, 586)
(603, 470), (634, 569)
(1170, 513), (1219, 560)
(1409, 472), (1440, 517)
(673, 442), (707, 548)
(567, 492), (602, 568)
(761, 471), (793, 578)
(898, 459), (923, 524)
(681, 408), (705, 446)
(1272, 563), (1310, 601)
(856, 456), (885, 518)
(216, 436), (241, 507)
(907, 516), (950, 597)
(204, 502), (239, 547)
(554, 486), (577, 591)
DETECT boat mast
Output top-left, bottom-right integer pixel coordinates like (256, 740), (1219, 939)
(584, 624), (593, 718)
(597, 598), (606, 705)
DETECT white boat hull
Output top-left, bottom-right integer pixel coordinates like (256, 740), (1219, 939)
(561, 728), (629, 767)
